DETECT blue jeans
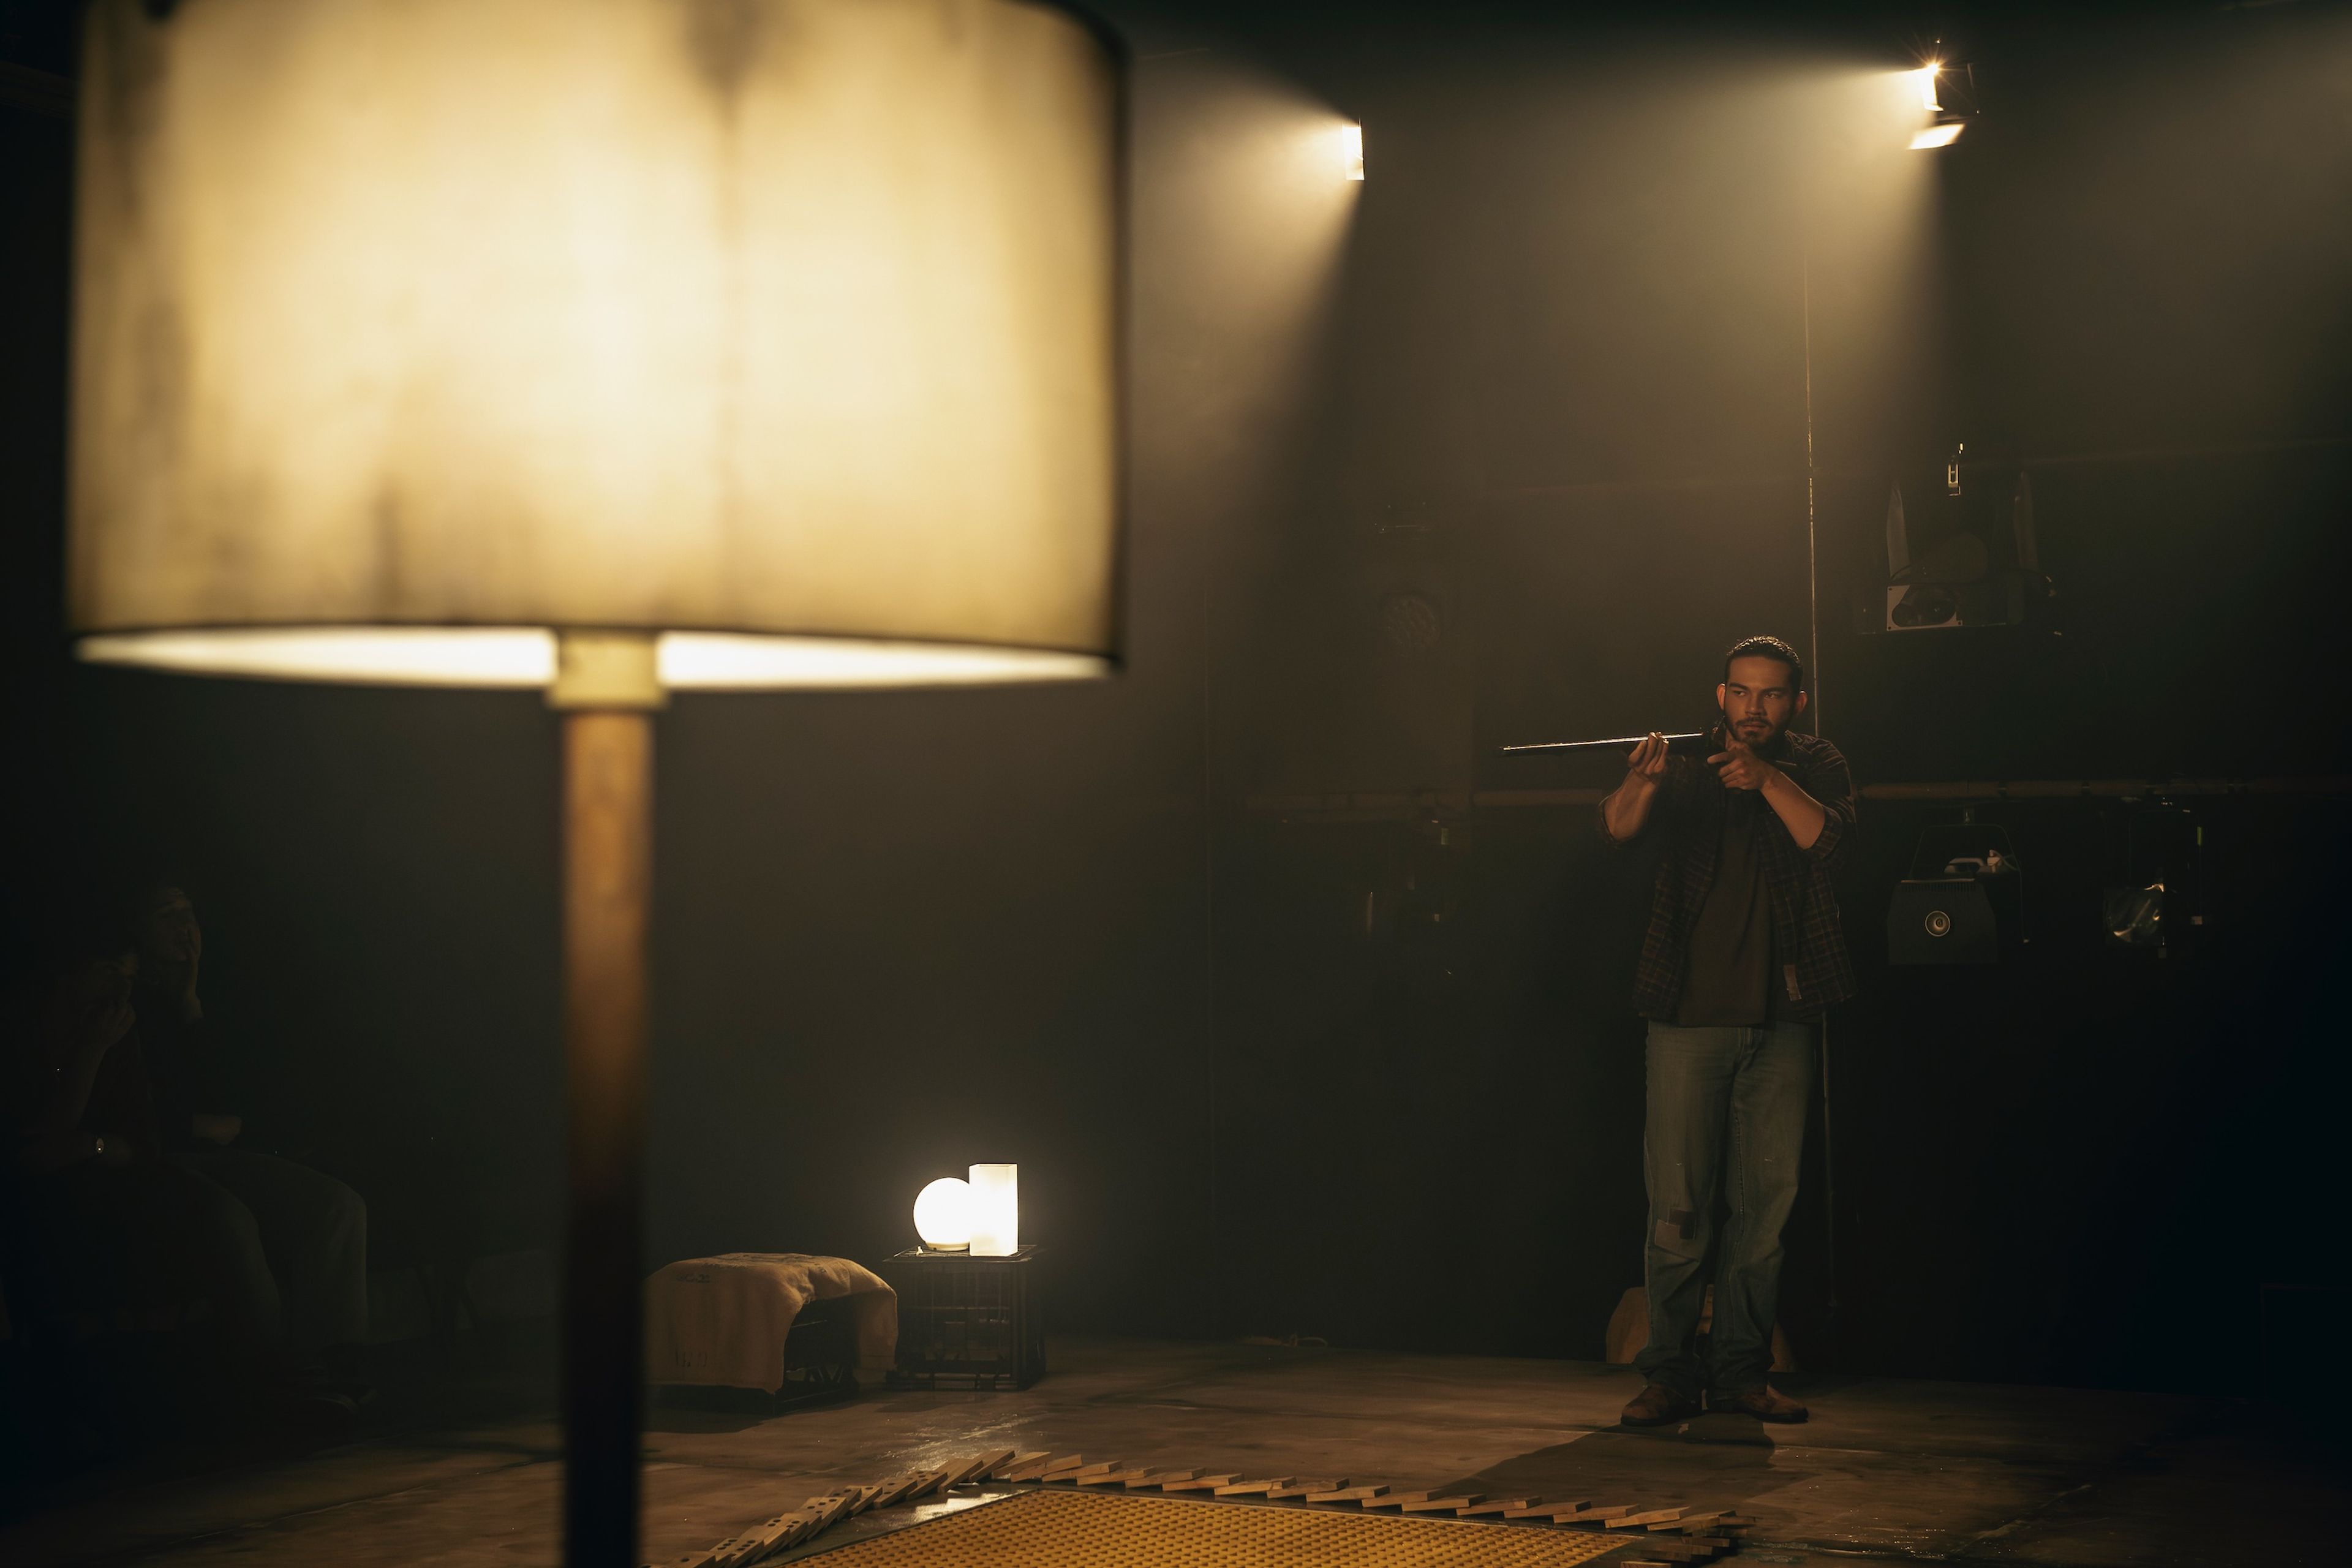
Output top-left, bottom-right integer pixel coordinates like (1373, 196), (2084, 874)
(1635, 1019), (1815, 1398)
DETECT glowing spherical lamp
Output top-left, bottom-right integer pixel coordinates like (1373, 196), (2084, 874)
(913, 1177), (973, 1252)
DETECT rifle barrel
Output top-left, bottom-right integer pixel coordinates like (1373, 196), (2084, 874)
(1500, 731), (1709, 755)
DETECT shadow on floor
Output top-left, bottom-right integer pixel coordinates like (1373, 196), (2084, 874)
(1460, 1416), (1784, 1514)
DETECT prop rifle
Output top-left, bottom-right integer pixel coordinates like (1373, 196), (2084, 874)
(1499, 728), (1716, 757)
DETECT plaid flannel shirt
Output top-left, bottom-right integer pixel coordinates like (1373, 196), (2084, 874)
(1598, 729), (1857, 1022)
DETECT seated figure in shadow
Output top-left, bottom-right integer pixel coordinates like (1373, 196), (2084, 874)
(2, 884), (369, 1438)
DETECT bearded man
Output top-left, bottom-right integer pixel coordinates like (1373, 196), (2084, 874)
(1597, 635), (1855, 1425)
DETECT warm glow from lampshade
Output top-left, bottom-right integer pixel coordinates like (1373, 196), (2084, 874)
(1910, 122), (1965, 149)
(967, 1163), (1019, 1256)
(77, 628), (1113, 691)
(69, 0), (1122, 689)
(913, 1177), (973, 1251)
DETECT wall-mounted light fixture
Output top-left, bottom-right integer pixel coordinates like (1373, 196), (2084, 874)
(1907, 50), (1974, 149)
(1339, 122), (1366, 181)
(1912, 62), (1943, 113)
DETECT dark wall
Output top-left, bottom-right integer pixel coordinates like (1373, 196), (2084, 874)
(7, 1), (2349, 1395)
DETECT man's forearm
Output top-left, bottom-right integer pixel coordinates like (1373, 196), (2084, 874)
(1760, 766), (1828, 850)
(1602, 775), (1660, 841)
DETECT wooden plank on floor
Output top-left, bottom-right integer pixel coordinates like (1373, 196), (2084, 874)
(1126, 1469), (1202, 1489)
(951, 1450), (1016, 1487)
(1656, 1511), (1728, 1531)
(1212, 1477), (1297, 1497)
(1265, 1479), (1346, 1499)
(1399, 1494), (1484, 1513)
(723, 1510), (796, 1563)
(1608, 1508), (1687, 1528)
(1504, 1499), (1590, 1518)
(869, 1474), (925, 1509)
(990, 1452), (1051, 1480)
(753, 1512), (809, 1553)
(1307, 1485), (1388, 1504)
(1159, 1474), (1242, 1493)
(1456, 1497), (1534, 1517)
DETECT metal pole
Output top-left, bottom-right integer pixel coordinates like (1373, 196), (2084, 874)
(1801, 254), (1820, 734)
(561, 707), (653, 1568)
(1800, 249), (1842, 1348)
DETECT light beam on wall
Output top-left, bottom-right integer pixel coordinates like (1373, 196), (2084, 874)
(1131, 57), (1363, 495)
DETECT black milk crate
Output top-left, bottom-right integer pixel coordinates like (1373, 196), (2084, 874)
(880, 1245), (1044, 1390)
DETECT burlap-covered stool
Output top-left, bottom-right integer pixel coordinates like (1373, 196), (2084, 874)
(646, 1252), (897, 1396)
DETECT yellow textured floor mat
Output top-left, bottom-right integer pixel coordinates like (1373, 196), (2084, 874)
(801, 1488), (1634, 1566)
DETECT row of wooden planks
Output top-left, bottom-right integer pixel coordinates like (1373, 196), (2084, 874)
(650, 1447), (1759, 1568)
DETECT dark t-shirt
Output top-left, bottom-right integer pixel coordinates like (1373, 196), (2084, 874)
(1675, 793), (1779, 1027)
(134, 1001), (233, 1152)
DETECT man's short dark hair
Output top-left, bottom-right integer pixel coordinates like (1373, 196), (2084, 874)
(1724, 635), (1806, 693)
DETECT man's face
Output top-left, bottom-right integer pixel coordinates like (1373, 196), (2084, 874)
(1717, 656), (1807, 750)
(138, 886), (198, 967)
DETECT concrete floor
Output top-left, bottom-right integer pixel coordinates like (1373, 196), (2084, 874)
(1, 1336), (2342, 1567)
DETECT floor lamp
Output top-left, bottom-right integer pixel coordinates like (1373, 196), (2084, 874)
(65, 4), (1125, 1564)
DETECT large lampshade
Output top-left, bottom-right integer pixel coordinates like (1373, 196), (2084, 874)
(70, 0), (1121, 688)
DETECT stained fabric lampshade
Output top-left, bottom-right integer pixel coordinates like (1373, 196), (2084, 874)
(69, 0), (1121, 689)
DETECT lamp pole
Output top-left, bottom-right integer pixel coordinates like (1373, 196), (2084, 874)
(555, 636), (662, 1567)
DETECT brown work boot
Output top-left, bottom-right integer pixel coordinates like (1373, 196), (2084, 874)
(1619, 1382), (1702, 1427)
(1710, 1384), (1808, 1422)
